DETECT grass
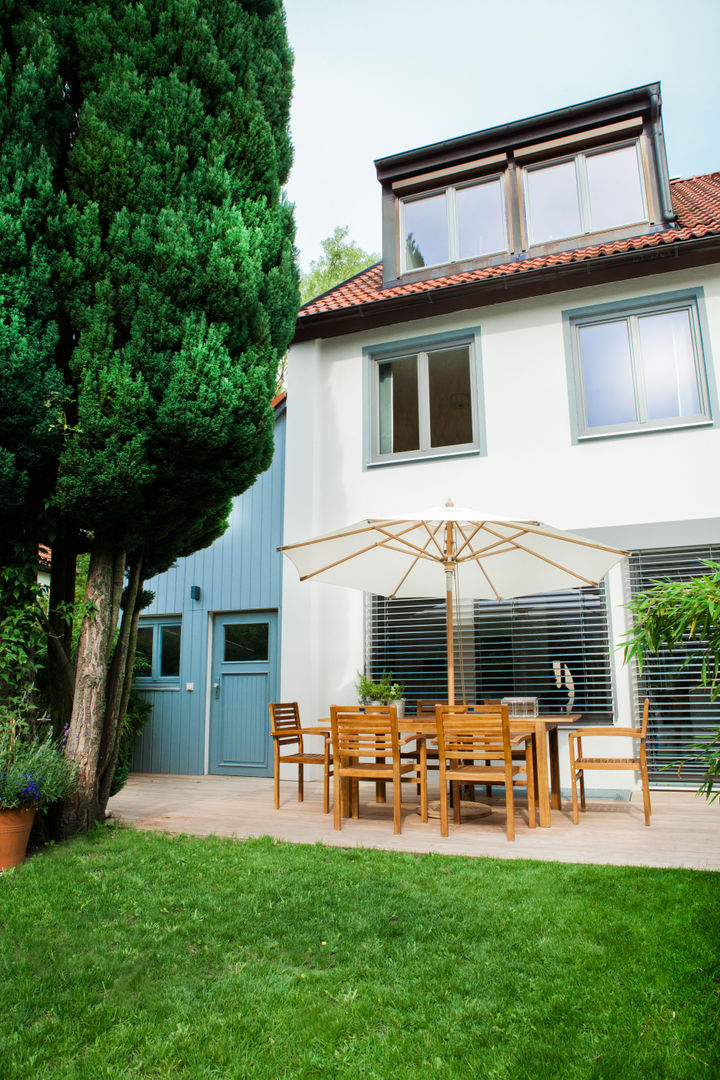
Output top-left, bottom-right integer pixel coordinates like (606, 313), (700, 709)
(0, 826), (718, 1080)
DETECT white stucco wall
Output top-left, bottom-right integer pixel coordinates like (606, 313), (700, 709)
(281, 264), (720, 793)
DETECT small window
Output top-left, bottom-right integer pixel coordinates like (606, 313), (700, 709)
(135, 621), (182, 681)
(370, 334), (481, 463)
(526, 142), (647, 245)
(224, 623), (269, 662)
(567, 297), (712, 438)
(401, 177), (507, 272)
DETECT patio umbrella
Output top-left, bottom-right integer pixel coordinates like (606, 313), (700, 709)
(279, 501), (626, 704)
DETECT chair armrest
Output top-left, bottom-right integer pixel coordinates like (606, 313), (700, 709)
(569, 726), (641, 742)
(400, 733), (426, 746)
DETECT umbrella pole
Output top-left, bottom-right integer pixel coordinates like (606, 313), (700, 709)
(446, 570), (455, 706)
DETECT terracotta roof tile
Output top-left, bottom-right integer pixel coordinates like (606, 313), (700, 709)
(299, 172), (720, 319)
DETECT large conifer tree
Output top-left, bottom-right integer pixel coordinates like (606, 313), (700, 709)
(0, 0), (298, 834)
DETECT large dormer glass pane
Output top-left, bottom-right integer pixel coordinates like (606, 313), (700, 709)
(587, 145), (646, 231)
(456, 179), (506, 259)
(403, 192), (448, 269)
(526, 159), (581, 243)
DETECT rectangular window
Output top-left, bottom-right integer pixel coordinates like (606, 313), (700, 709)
(401, 176), (507, 272)
(366, 588), (613, 723)
(369, 333), (481, 464)
(135, 620), (182, 682)
(525, 142), (647, 245)
(567, 296), (712, 437)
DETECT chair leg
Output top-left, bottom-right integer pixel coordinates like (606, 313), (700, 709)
(526, 743), (536, 829)
(323, 744), (330, 815)
(392, 765), (402, 835)
(506, 780), (515, 842)
(579, 770), (586, 812)
(333, 767), (342, 831)
(298, 763), (304, 803)
(640, 749), (652, 826)
(273, 744), (280, 810)
(419, 742), (428, 823)
(452, 781), (461, 824)
(439, 765), (449, 837)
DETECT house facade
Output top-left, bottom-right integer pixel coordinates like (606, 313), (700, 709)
(132, 396), (286, 777)
(281, 84), (720, 793)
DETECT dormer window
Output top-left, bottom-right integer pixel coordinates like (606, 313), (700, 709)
(524, 142), (647, 245)
(376, 85), (675, 288)
(401, 175), (508, 272)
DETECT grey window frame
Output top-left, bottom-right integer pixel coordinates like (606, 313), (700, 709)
(523, 140), (648, 246)
(399, 174), (508, 273)
(134, 618), (183, 685)
(363, 327), (485, 467)
(563, 290), (715, 441)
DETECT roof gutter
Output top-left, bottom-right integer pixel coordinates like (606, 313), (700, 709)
(292, 232), (720, 343)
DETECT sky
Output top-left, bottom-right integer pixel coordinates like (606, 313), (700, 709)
(283, 0), (720, 272)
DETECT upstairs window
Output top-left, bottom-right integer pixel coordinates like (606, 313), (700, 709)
(566, 296), (712, 438)
(402, 176), (507, 272)
(367, 333), (482, 464)
(525, 142), (647, 245)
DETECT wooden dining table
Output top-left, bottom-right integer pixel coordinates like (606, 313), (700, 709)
(310, 712), (581, 828)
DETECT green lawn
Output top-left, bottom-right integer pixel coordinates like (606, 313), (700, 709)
(0, 826), (718, 1080)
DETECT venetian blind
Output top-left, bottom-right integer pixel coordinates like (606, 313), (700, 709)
(365, 585), (613, 722)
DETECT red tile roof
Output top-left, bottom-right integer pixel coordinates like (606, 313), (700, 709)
(299, 173), (720, 319)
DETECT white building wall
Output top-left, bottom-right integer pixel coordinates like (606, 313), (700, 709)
(282, 265), (720, 792)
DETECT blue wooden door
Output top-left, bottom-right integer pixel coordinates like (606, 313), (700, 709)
(209, 612), (278, 775)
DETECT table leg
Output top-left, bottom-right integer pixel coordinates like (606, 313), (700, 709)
(534, 723), (551, 827)
(548, 726), (562, 810)
(376, 758), (387, 803)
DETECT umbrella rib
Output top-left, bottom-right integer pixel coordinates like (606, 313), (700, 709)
(388, 530), (443, 597)
(476, 524), (600, 586)
(374, 525), (444, 561)
(481, 520), (627, 556)
(279, 519), (411, 552)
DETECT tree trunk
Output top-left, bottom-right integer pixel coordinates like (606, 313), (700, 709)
(47, 535), (77, 734)
(98, 554), (143, 812)
(58, 540), (119, 837)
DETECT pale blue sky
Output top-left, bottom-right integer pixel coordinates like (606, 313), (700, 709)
(283, 0), (720, 271)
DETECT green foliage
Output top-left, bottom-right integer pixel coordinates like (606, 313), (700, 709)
(0, 829), (718, 1078)
(300, 225), (378, 304)
(0, 726), (76, 810)
(624, 560), (720, 801)
(356, 669), (405, 703)
(1, 0), (298, 574)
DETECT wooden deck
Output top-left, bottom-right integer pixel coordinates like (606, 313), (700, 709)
(108, 774), (720, 871)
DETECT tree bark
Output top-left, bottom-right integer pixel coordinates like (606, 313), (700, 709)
(58, 539), (118, 837)
(98, 553), (143, 812)
(47, 536), (77, 733)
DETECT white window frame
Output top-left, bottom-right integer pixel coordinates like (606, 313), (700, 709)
(524, 140), (648, 246)
(400, 174), (508, 273)
(364, 329), (484, 466)
(564, 293), (714, 440)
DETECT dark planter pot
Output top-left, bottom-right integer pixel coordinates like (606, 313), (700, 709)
(0, 806), (36, 870)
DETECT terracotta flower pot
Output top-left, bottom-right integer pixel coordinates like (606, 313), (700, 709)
(0, 806), (36, 871)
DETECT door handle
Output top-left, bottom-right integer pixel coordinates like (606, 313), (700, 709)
(214, 682), (220, 700)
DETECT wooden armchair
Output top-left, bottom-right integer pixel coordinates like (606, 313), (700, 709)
(330, 705), (427, 834)
(569, 698), (651, 826)
(435, 704), (536, 841)
(269, 702), (332, 813)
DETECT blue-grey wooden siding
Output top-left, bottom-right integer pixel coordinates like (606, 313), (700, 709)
(132, 405), (286, 774)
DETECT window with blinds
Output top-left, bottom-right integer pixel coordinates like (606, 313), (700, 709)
(628, 546), (720, 785)
(365, 586), (613, 721)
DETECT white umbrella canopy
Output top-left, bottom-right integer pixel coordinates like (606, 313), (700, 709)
(279, 502), (627, 704)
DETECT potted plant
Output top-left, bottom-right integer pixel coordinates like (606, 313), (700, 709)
(0, 720), (76, 870)
(355, 670), (406, 717)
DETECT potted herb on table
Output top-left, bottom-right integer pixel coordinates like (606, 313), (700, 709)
(355, 671), (406, 717)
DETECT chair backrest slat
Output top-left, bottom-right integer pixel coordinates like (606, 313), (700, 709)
(330, 705), (399, 759)
(269, 703), (303, 749)
(435, 704), (513, 766)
